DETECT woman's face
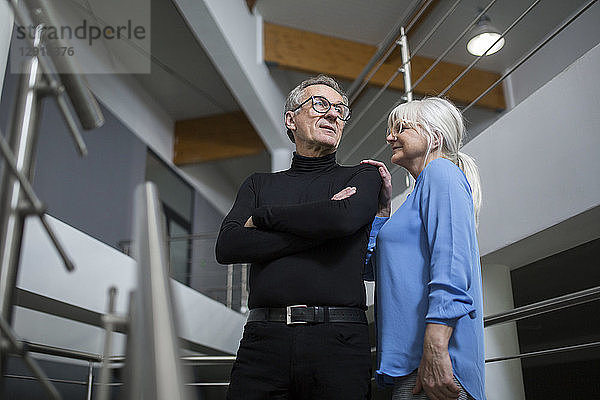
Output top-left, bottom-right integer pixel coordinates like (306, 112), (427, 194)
(386, 119), (430, 168)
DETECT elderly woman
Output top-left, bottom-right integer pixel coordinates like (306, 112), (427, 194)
(338, 97), (485, 399)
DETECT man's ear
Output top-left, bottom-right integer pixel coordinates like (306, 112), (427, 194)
(285, 111), (296, 132)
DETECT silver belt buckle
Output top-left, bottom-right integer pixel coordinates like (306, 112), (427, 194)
(286, 304), (308, 325)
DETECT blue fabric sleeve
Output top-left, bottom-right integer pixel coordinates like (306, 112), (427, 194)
(363, 216), (388, 281)
(419, 161), (477, 326)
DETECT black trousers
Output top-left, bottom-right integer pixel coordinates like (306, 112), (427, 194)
(227, 321), (372, 400)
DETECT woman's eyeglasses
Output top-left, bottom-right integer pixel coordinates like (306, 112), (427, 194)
(387, 119), (419, 139)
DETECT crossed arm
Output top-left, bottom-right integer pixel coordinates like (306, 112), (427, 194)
(215, 175), (322, 264)
(249, 167), (381, 239)
(216, 167), (381, 264)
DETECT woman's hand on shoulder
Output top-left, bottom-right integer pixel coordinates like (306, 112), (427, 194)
(361, 159), (392, 217)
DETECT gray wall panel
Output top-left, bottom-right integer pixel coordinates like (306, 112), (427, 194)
(0, 69), (147, 249)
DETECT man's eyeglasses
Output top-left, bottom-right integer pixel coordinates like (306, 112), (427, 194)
(293, 96), (352, 121)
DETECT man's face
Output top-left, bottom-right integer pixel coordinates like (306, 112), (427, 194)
(285, 84), (346, 155)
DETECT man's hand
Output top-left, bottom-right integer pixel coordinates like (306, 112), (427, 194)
(360, 159), (392, 217)
(331, 186), (356, 200)
(244, 216), (256, 228)
(413, 324), (460, 400)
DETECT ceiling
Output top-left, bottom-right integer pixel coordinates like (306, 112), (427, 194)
(137, 0), (593, 117)
(128, 0), (593, 197)
(256, 0), (590, 73)
(135, 0), (240, 121)
(140, 0), (592, 121)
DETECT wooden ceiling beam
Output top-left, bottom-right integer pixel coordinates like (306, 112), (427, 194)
(264, 23), (505, 110)
(174, 111), (266, 165)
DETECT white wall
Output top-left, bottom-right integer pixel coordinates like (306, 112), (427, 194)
(15, 215), (245, 355)
(483, 264), (526, 400)
(466, 42), (600, 257)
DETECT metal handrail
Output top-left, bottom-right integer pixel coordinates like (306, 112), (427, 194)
(371, 341), (600, 364)
(10, 340), (600, 384)
(168, 232), (219, 242)
(182, 355), (236, 362)
(4, 374), (90, 386)
(484, 285), (600, 327)
(483, 285), (600, 363)
(22, 285), (600, 357)
(485, 341), (600, 363)
(4, 374), (232, 388)
(17, 340), (237, 365)
(21, 341), (102, 363)
(4, 346), (237, 391)
(10, 284), (600, 389)
(108, 354), (237, 364)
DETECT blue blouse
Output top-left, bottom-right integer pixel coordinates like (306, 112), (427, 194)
(365, 158), (485, 400)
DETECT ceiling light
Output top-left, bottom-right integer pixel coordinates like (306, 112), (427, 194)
(467, 14), (505, 56)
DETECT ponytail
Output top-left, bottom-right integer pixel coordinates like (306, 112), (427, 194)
(456, 151), (481, 226)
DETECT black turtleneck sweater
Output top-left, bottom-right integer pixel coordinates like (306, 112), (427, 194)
(215, 152), (381, 310)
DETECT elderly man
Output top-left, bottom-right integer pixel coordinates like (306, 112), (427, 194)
(216, 75), (381, 399)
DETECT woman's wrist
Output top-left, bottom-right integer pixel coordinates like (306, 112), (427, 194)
(423, 323), (453, 350)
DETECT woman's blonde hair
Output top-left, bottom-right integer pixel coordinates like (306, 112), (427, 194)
(388, 97), (482, 224)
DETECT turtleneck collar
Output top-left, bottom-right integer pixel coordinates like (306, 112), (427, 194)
(288, 151), (337, 174)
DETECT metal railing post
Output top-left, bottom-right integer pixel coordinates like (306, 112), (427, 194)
(240, 264), (249, 313)
(399, 27), (413, 102)
(227, 265), (234, 309)
(86, 361), (93, 400)
(0, 35), (44, 332)
(346, 0), (433, 103)
(0, 26), (48, 387)
(94, 287), (118, 400)
(121, 182), (192, 400)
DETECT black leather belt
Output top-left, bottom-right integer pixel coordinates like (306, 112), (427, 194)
(247, 305), (367, 325)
